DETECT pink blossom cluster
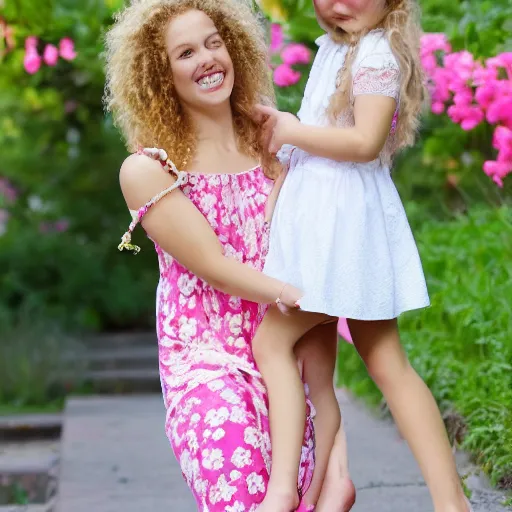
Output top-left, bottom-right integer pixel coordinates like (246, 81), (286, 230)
(0, 177), (17, 203)
(39, 219), (70, 234)
(23, 36), (77, 74)
(270, 23), (311, 88)
(0, 177), (16, 237)
(421, 33), (512, 187)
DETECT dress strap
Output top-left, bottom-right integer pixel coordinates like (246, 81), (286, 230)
(118, 148), (187, 254)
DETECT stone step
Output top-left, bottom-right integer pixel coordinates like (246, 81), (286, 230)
(80, 332), (156, 350)
(80, 369), (161, 394)
(0, 498), (56, 512)
(64, 345), (159, 372)
(0, 415), (62, 442)
(0, 440), (59, 506)
(57, 396), (195, 512)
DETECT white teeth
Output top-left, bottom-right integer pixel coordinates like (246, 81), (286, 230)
(198, 72), (224, 89)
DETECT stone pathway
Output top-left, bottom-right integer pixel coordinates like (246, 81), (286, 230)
(55, 392), (510, 512)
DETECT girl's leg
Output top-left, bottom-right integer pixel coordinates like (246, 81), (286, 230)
(348, 318), (469, 512)
(252, 306), (327, 512)
(295, 322), (355, 511)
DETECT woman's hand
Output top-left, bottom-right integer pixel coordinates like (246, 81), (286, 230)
(254, 104), (301, 154)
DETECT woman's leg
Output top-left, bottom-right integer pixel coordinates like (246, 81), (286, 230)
(295, 322), (355, 511)
(252, 306), (327, 512)
(166, 372), (273, 511)
(348, 318), (469, 512)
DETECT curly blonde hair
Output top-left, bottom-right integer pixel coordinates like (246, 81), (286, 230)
(104, 0), (278, 175)
(317, 0), (425, 153)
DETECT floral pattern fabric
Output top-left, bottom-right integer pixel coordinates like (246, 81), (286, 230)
(134, 165), (315, 511)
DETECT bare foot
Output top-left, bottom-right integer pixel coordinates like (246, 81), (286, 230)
(315, 475), (355, 512)
(256, 490), (299, 512)
(315, 442), (356, 512)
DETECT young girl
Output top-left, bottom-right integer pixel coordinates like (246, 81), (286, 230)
(252, 1), (473, 512)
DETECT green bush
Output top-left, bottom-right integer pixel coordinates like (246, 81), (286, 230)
(0, 0), (158, 330)
(337, 205), (512, 487)
(0, 313), (85, 411)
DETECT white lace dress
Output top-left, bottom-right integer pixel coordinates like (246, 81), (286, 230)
(264, 30), (430, 320)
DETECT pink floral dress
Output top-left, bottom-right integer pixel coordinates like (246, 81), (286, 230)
(119, 150), (315, 511)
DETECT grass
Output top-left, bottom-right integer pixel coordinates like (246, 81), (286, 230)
(337, 205), (512, 488)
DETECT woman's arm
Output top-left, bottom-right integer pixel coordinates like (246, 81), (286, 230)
(120, 154), (299, 306)
(255, 95), (396, 164)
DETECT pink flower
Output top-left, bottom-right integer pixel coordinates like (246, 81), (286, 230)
(447, 104), (484, 131)
(487, 96), (512, 126)
(0, 178), (17, 202)
(431, 101), (445, 114)
(43, 44), (59, 66)
(23, 47), (42, 74)
(483, 160), (511, 188)
(281, 43), (311, 66)
(270, 23), (284, 54)
(59, 37), (77, 61)
(475, 83), (497, 109)
(421, 33), (452, 55)
(25, 36), (38, 50)
(55, 219), (70, 232)
(273, 64), (301, 87)
(487, 52), (512, 77)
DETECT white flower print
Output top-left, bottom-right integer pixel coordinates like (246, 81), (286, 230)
(234, 337), (247, 349)
(188, 295), (197, 309)
(226, 502), (246, 512)
(230, 406), (248, 424)
(183, 397), (202, 415)
(209, 474), (237, 504)
(229, 314), (243, 336)
(212, 428), (226, 441)
(230, 470), (242, 481)
(177, 274), (198, 297)
(244, 218), (257, 258)
(203, 429), (212, 440)
(207, 380), (226, 392)
(205, 407), (230, 427)
(194, 478), (208, 496)
(180, 450), (200, 483)
(221, 388), (241, 405)
(231, 447), (252, 468)
(190, 413), (201, 425)
(187, 430), (199, 452)
(244, 427), (260, 448)
(202, 448), (225, 470)
(200, 193), (217, 212)
(179, 316), (197, 341)
(246, 472), (265, 495)
(162, 315), (177, 338)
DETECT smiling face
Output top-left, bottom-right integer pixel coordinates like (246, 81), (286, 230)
(314, 0), (387, 33)
(165, 9), (235, 113)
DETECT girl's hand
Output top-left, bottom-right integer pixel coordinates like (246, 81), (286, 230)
(276, 284), (303, 315)
(254, 104), (301, 154)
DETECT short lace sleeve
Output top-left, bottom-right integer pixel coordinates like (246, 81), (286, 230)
(352, 31), (400, 101)
(118, 148), (186, 254)
(276, 144), (296, 170)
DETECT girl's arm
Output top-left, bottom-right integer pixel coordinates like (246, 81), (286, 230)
(255, 95), (396, 164)
(120, 154), (300, 306)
